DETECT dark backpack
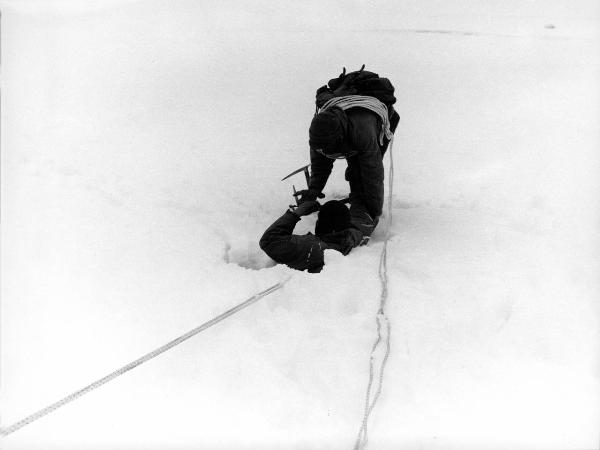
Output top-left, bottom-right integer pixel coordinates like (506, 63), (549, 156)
(315, 65), (397, 110)
(315, 65), (400, 150)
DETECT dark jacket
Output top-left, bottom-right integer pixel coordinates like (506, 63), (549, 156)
(308, 108), (385, 217)
(259, 210), (364, 273)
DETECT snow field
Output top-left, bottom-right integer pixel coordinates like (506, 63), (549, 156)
(1, 1), (599, 449)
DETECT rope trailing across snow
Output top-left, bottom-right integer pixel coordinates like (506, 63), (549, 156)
(0, 279), (290, 437)
(354, 135), (395, 450)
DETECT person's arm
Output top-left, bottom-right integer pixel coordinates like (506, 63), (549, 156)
(308, 148), (334, 194)
(259, 201), (320, 265)
(259, 210), (302, 262)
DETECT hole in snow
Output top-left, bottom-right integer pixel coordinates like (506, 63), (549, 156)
(224, 242), (276, 270)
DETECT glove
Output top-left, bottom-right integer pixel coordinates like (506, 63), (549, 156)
(294, 189), (325, 204)
(291, 200), (320, 217)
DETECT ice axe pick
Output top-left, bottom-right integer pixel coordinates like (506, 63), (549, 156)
(281, 164), (311, 208)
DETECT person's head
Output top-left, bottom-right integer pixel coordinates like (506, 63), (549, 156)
(309, 107), (349, 159)
(315, 200), (351, 236)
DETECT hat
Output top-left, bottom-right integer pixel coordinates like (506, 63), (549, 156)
(315, 200), (351, 236)
(309, 107), (348, 153)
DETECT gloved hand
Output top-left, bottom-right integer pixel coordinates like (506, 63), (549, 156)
(291, 200), (320, 217)
(294, 189), (325, 204)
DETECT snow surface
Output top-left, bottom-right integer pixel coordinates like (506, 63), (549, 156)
(1, 1), (599, 449)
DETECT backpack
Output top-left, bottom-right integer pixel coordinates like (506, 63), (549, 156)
(315, 65), (400, 150)
(315, 65), (397, 110)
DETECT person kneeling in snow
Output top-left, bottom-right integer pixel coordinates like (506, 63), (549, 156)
(259, 199), (376, 273)
(295, 68), (400, 235)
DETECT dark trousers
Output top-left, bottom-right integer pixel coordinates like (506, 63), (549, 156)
(345, 107), (398, 236)
(349, 199), (379, 238)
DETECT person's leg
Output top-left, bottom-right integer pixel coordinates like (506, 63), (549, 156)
(349, 199), (379, 239)
(345, 155), (381, 238)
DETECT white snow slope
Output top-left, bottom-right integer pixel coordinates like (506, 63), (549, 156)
(1, 1), (599, 449)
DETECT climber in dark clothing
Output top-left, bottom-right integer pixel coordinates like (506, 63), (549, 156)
(259, 200), (375, 273)
(298, 102), (399, 224)
(295, 70), (400, 232)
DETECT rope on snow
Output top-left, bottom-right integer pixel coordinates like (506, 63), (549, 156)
(0, 278), (290, 437)
(354, 135), (395, 450)
(2, 136), (397, 445)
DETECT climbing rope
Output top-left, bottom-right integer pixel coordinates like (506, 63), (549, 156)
(0, 278), (290, 437)
(354, 135), (395, 450)
(2, 140), (396, 446)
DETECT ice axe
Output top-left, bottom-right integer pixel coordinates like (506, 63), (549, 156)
(281, 163), (351, 207)
(281, 164), (311, 185)
(281, 164), (311, 209)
